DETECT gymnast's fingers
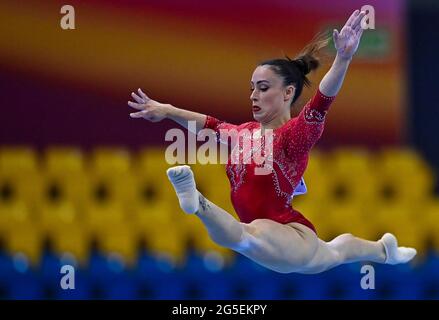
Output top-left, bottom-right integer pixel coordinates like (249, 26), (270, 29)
(128, 101), (144, 110)
(131, 92), (145, 104)
(129, 110), (146, 118)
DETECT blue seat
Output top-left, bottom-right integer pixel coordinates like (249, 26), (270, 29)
(229, 255), (266, 278)
(200, 274), (235, 300)
(87, 251), (119, 287)
(86, 251), (141, 299)
(324, 263), (377, 300)
(136, 251), (188, 299)
(245, 276), (283, 300)
(230, 255), (332, 299)
(0, 252), (44, 299)
(0, 253), (14, 298)
(101, 273), (139, 300)
(182, 252), (235, 299)
(415, 252), (439, 299)
(281, 264), (360, 300)
(40, 251), (63, 287)
(36, 251), (93, 299)
(225, 255), (276, 299)
(421, 280), (439, 299)
(9, 272), (44, 299)
(288, 273), (330, 299)
(55, 271), (93, 300)
(0, 252), (14, 281)
(372, 264), (422, 299)
(153, 274), (190, 300)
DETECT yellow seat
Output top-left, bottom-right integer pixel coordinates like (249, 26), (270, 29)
(4, 211), (43, 265)
(292, 196), (324, 223)
(397, 223), (426, 256)
(355, 202), (385, 240)
(90, 147), (131, 175)
(374, 148), (435, 203)
(194, 164), (233, 206)
(98, 223), (139, 266)
(52, 222), (91, 265)
(329, 148), (373, 175)
(41, 171), (89, 205)
(0, 201), (35, 236)
(133, 201), (182, 241)
(131, 171), (176, 209)
(136, 149), (230, 210)
(0, 171), (42, 207)
(191, 163), (238, 218)
(41, 147), (88, 204)
(134, 148), (176, 201)
(290, 197), (334, 241)
(35, 201), (80, 236)
(373, 171), (433, 205)
(136, 147), (171, 175)
(83, 202), (129, 236)
(302, 165), (332, 204)
(0, 147), (38, 174)
(313, 149), (374, 203)
(304, 198), (381, 242)
(368, 201), (426, 253)
(0, 146), (41, 206)
(147, 221), (187, 265)
(324, 171), (377, 204)
(326, 201), (362, 235)
(87, 148), (135, 206)
(87, 173), (135, 206)
(304, 149), (324, 175)
(412, 202), (431, 255)
(421, 199), (439, 252)
(378, 148), (432, 174)
(44, 147), (84, 175)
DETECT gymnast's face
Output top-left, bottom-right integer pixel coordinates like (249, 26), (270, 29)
(250, 65), (295, 124)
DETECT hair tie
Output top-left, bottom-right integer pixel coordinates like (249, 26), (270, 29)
(292, 58), (310, 75)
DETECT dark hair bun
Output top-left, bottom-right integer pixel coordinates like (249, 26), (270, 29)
(292, 55), (319, 76)
(293, 58), (310, 75)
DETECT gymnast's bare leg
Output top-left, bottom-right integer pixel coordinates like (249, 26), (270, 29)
(166, 165), (417, 274)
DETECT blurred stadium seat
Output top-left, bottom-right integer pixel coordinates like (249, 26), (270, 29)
(0, 146), (438, 299)
(4, 221), (43, 266)
(42, 147), (89, 205)
(374, 148), (435, 204)
(0, 147), (42, 207)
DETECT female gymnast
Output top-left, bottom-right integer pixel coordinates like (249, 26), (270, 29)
(128, 10), (416, 274)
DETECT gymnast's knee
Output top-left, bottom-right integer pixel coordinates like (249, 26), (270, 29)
(328, 233), (356, 250)
(326, 233), (357, 263)
(205, 224), (249, 251)
(226, 229), (255, 252)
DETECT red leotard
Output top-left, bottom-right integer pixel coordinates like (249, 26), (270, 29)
(202, 89), (335, 234)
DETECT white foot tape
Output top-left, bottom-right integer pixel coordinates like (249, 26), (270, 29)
(380, 233), (417, 265)
(166, 165), (199, 214)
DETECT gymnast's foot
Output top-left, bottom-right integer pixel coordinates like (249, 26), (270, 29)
(379, 233), (417, 265)
(166, 165), (199, 214)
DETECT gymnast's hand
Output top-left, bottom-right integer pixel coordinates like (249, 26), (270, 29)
(333, 9), (366, 60)
(128, 88), (168, 122)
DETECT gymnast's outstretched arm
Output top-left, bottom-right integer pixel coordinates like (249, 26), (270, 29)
(319, 9), (366, 96)
(284, 10), (367, 156)
(128, 88), (207, 134)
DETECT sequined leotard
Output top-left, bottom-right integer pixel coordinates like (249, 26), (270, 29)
(203, 89), (335, 234)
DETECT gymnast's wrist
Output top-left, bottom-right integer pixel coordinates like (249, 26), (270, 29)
(164, 104), (177, 119)
(335, 53), (353, 65)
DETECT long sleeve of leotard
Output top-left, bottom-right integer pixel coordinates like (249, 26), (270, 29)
(202, 115), (240, 145)
(284, 89), (336, 158)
